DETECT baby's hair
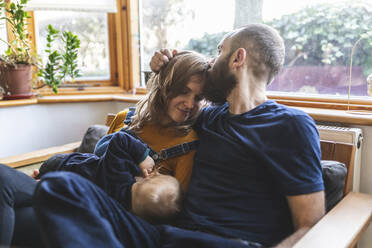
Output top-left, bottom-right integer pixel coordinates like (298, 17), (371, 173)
(132, 175), (182, 224)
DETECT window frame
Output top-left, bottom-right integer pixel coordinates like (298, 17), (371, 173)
(3, 0), (137, 95)
(269, 93), (372, 112)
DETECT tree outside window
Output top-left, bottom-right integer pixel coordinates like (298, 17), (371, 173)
(139, 0), (372, 98)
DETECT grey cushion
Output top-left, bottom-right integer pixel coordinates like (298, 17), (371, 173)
(321, 160), (347, 212)
(77, 125), (109, 154)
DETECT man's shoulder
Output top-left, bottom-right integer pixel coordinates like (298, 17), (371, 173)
(267, 101), (313, 124)
(200, 103), (228, 118)
(269, 103), (319, 143)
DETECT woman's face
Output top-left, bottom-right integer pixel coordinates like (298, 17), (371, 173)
(167, 75), (204, 123)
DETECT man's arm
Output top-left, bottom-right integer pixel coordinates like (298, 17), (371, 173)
(274, 191), (325, 248)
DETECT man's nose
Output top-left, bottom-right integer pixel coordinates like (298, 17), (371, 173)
(209, 58), (216, 68)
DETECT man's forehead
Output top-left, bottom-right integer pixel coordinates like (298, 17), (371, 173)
(218, 29), (240, 50)
(217, 36), (230, 49)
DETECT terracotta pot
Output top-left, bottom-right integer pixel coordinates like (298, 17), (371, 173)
(0, 64), (33, 100)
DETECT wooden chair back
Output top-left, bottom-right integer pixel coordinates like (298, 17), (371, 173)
(320, 140), (356, 195)
(105, 113), (116, 127)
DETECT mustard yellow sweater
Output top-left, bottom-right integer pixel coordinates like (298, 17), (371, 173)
(107, 109), (198, 192)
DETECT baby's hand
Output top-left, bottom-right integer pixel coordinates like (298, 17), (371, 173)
(139, 155), (155, 178)
(30, 169), (40, 181)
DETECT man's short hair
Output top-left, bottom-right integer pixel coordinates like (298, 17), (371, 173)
(229, 23), (285, 84)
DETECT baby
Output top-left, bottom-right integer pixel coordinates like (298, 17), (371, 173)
(132, 172), (182, 223)
(36, 131), (182, 224)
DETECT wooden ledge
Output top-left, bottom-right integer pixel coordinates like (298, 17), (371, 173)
(0, 98), (38, 107)
(0, 93), (144, 108)
(294, 192), (372, 248)
(37, 94), (144, 103)
(0, 141), (81, 168)
(296, 107), (372, 126)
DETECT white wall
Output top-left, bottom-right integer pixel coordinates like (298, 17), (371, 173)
(0, 101), (134, 157)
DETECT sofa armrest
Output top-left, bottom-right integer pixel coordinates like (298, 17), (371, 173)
(293, 192), (372, 248)
(0, 141), (81, 168)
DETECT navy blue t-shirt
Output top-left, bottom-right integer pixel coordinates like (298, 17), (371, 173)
(177, 100), (324, 246)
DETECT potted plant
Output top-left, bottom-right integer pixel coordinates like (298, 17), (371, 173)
(37, 24), (82, 93)
(0, 0), (38, 100)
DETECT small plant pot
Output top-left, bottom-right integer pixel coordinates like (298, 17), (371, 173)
(0, 64), (33, 100)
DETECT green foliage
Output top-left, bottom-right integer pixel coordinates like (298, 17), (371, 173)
(0, 0), (35, 65)
(61, 31), (81, 81)
(185, 32), (227, 57)
(42, 51), (62, 93)
(38, 25), (81, 93)
(38, 25), (62, 93)
(37, 13), (107, 78)
(265, 2), (372, 75)
(185, 2), (372, 77)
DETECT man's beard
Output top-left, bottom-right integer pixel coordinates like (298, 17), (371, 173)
(203, 59), (237, 104)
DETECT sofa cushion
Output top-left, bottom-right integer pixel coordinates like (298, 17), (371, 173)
(321, 160), (347, 212)
(77, 125), (109, 154)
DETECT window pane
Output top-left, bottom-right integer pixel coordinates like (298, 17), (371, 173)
(264, 0), (372, 97)
(139, 0), (234, 86)
(35, 11), (110, 81)
(139, 0), (372, 98)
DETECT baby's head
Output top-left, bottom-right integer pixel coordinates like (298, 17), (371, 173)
(131, 174), (182, 224)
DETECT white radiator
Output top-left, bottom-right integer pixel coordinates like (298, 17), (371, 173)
(317, 125), (363, 192)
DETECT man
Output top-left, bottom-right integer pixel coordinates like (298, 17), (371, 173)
(33, 24), (324, 248)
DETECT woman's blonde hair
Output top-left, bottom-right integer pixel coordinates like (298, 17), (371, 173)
(129, 51), (208, 135)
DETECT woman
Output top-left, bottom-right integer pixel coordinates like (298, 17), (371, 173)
(99, 51), (207, 191)
(0, 51), (208, 247)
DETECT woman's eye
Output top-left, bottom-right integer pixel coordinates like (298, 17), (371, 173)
(181, 89), (189, 95)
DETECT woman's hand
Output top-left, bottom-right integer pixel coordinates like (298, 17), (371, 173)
(139, 155), (155, 178)
(149, 49), (178, 72)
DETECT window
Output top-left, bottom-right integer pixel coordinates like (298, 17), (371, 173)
(34, 11), (110, 81)
(26, 0), (119, 88)
(263, 0), (372, 98)
(139, 0), (372, 100)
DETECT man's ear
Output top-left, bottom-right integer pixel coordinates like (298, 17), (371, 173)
(231, 48), (246, 69)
